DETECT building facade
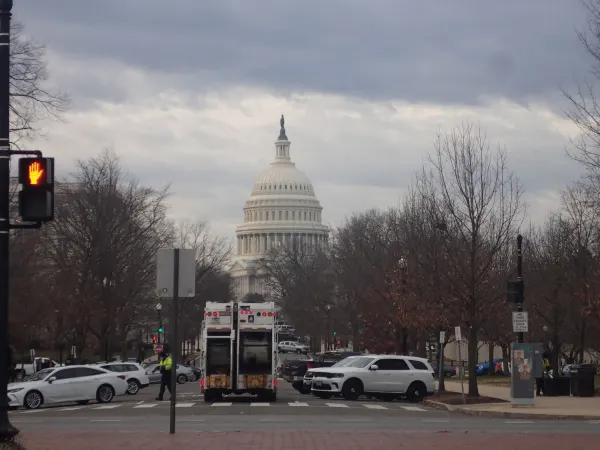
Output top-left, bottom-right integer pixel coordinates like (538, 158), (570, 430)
(229, 116), (329, 300)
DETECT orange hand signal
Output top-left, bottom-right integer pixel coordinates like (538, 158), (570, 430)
(28, 161), (44, 185)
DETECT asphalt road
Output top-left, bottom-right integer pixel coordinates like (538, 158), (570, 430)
(8, 380), (600, 435)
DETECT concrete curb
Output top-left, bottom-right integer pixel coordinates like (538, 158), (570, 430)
(423, 400), (600, 421)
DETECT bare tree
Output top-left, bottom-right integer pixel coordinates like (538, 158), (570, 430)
(418, 123), (525, 397)
(10, 22), (69, 144)
(44, 150), (171, 358)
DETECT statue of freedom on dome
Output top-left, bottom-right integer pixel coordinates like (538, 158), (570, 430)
(278, 114), (288, 140)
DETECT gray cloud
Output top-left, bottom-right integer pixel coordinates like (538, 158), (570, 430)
(15, 0), (590, 105)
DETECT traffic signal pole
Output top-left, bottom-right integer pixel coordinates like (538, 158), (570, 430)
(0, 0), (18, 441)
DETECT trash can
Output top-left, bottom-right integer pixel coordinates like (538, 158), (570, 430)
(570, 364), (596, 397)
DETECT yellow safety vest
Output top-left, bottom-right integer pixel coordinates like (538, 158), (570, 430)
(159, 356), (173, 371)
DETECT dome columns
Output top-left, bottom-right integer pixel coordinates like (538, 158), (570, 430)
(236, 232), (327, 256)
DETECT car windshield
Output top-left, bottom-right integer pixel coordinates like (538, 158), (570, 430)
(23, 368), (55, 382)
(344, 357), (375, 368)
(331, 357), (357, 368)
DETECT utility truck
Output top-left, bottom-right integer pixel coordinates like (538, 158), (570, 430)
(200, 301), (278, 402)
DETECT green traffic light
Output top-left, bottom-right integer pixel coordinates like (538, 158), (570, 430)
(333, 331), (336, 336)
(158, 327), (163, 333)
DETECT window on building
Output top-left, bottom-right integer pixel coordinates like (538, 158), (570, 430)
(285, 211), (289, 220)
(292, 211), (295, 220)
(278, 211), (282, 220)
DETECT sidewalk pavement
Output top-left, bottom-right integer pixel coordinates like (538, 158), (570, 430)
(430, 381), (600, 420)
(16, 431), (593, 450)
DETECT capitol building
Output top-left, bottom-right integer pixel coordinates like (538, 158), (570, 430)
(230, 116), (330, 300)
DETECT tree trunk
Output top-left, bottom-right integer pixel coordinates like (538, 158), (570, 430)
(488, 342), (495, 376)
(502, 344), (510, 375)
(467, 326), (479, 397)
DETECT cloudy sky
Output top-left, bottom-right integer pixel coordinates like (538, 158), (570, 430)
(14, 0), (593, 244)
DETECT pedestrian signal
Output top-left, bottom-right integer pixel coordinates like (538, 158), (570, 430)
(18, 157), (55, 222)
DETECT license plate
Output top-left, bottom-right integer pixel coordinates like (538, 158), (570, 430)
(293, 376), (302, 381)
(315, 381), (322, 387)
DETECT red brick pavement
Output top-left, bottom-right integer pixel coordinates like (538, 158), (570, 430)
(9, 432), (599, 450)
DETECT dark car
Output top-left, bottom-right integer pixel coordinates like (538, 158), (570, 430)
(432, 364), (456, 378)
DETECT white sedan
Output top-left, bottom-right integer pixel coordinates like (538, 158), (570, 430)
(7, 365), (129, 410)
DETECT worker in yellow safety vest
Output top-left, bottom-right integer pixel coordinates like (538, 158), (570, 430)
(155, 350), (173, 401)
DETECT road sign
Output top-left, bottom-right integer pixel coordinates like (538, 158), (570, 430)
(440, 331), (446, 344)
(153, 344), (164, 353)
(512, 311), (529, 332)
(455, 326), (462, 342)
(156, 248), (196, 298)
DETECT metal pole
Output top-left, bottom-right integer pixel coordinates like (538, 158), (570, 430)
(157, 309), (161, 344)
(517, 234), (524, 344)
(169, 249), (179, 434)
(0, 0), (17, 441)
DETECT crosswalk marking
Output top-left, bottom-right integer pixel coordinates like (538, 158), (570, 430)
(288, 402), (309, 407)
(176, 403), (195, 408)
(133, 404), (158, 409)
(93, 405), (121, 410)
(211, 402), (232, 407)
(57, 407), (84, 411)
(250, 402), (270, 407)
(400, 406), (427, 412)
(325, 403), (349, 408)
(364, 404), (387, 410)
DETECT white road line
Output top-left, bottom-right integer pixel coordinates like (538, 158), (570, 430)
(422, 419), (450, 423)
(133, 404), (158, 408)
(504, 421), (535, 424)
(588, 420), (600, 424)
(135, 401), (145, 405)
(211, 402), (232, 407)
(400, 406), (427, 412)
(250, 402), (270, 407)
(90, 419), (121, 422)
(325, 403), (349, 408)
(57, 407), (84, 411)
(176, 403), (195, 408)
(363, 404), (387, 410)
(93, 405), (121, 410)
(179, 418), (205, 422)
(288, 402), (309, 407)
(21, 410), (46, 414)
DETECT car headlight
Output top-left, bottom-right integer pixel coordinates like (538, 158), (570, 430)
(331, 373), (344, 378)
(8, 388), (23, 393)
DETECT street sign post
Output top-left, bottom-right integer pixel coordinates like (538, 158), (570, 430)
(153, 344), (164, 354)
(439, 331), (446, 343)
(512, 312), (529, 333)
(454, 326), (462, 342)
(156, 248), (196, 435)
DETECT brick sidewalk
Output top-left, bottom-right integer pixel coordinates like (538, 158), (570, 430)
(11, 432), (598, 449)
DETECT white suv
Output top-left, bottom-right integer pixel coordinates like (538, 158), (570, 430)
(310, 355), (434, 402)
(100, 362), (150, 395)
(278, 341), (309, 354)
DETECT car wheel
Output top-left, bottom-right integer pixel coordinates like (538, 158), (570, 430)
(177, 374), (187, 384)
(406, 382), (426, 403)
(341, 379), (363, 401)
(96, 384), (115, 403)
(24, 390), (43, 410)
(296, 349), (302, 354)
(126, 379), (141, 395)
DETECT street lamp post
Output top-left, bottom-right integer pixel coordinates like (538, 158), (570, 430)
(0, 0), (18, 441)
(397, 258), (408, 355)
(326, 305), (331, 351)
(102, 277), (115, 361)
(156, 302), (163, 344)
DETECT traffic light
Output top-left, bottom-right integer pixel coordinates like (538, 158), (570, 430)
(152, 335), (157, 345)
(158, 322), (163, 334)
(333, 331), (336, 337)
(18, 157), (55, 222)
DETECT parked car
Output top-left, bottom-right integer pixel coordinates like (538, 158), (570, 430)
(99, 362), (150, 395)
(432, 364), (456, 378)
(7, 365), (129, 410)
(144, 363), (195, 384)
(278, 341), (309, 354)
(310, 355), (435, 402)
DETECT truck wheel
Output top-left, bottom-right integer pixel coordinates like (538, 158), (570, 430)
(268, 392), (277, 402)
(203, 390), (213, 403)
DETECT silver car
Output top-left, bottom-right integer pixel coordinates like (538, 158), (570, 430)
(144, 363), (195, 384)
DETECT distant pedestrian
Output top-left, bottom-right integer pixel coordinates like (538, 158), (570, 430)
(155, 350), (173, 401)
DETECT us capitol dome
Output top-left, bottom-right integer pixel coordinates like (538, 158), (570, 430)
(230, 115), (330, 300)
